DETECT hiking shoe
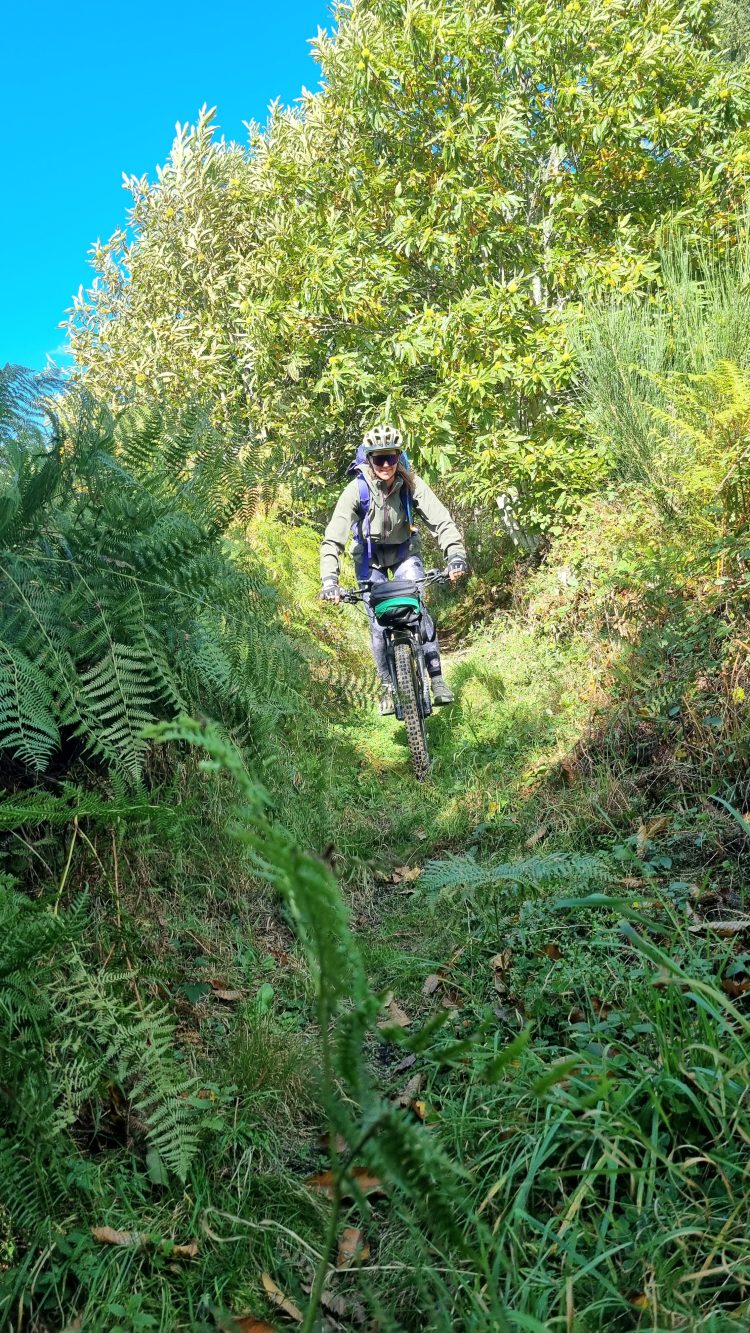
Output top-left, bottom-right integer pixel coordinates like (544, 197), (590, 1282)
(431, 675), (454, 706)
(379, 684), (396, 716)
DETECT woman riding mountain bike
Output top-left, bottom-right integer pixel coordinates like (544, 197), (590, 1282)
(319, 425), (468, 714)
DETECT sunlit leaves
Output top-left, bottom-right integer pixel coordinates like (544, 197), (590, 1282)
(68, 2), (750, 527)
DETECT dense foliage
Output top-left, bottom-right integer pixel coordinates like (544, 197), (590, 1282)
(69, 0), (750, 526)
(7, 0), (750, 1327)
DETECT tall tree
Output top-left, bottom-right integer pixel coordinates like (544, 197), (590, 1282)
(69, 0), (750, 526)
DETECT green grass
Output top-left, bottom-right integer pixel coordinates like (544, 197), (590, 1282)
(6, 507), (750, 1331)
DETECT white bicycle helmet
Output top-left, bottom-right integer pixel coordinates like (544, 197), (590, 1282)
(362, 424), (403, 455)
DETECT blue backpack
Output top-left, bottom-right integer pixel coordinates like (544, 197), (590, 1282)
(348, 445), (416, 579)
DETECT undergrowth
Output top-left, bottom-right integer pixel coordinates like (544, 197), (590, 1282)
(6, 238), (750, 1329)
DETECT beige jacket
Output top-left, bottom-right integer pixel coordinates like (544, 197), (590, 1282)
(320, 469), (466, 582)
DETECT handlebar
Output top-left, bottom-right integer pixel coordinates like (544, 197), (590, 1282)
(339, 567), (452, 604)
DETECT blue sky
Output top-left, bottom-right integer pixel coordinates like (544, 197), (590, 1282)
(2, 0), (331, 372)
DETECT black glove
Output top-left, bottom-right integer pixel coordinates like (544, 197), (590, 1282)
(320, 581), (341, 603)
(448, 557), (469, 576)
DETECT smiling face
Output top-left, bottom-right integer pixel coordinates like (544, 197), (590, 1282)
(369, 451), (399, 483)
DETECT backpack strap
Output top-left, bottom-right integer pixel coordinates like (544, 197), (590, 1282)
(352, 471), (373, 580)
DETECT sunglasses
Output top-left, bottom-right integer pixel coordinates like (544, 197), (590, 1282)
(370, 452), (399, 466)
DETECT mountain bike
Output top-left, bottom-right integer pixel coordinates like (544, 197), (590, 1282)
(341, 567), (451, 781)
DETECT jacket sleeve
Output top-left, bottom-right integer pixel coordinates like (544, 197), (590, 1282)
(320, 479), (361, 582)
(412, 477), (466, 563)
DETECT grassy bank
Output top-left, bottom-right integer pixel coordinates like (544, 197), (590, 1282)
(4, 435), (750, 1328)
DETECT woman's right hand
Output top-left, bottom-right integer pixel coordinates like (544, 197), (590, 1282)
(320, 582), (342, 603)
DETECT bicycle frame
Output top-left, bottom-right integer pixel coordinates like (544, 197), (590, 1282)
(340, 567), (449, 720)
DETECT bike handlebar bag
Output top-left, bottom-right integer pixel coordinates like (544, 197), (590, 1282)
(370, 580), (421, 627)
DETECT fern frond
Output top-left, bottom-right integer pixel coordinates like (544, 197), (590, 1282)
(0, 642), (59, 771)
(421, 851), (610, 901)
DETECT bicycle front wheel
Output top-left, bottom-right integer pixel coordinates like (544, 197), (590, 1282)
(394, 640), (430, 781)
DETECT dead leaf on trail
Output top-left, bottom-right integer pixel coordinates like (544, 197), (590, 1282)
(378, 998), (410, 1028)
(91, 1226), (147, 1248)
(620, 876), (646, 889)
(636, 817), (668, 859)
(543, 943), (563, 961)
(169, 1241), (199, 1258)
(490, 951), (512, 993)
(306, 1168), (386, 1200)
(392, 865), (422, 883)
(395, 1073), (425, 1107)
(261, 1274), (303, 1323)
(336, 1227), (371, 1268)
(688, 916), (750, 936)
(441, 990), (462, 1010)
(422, 973), (441, 996)
(524, 825), (549, 849)
(412, 1099), (429, 1121)
(391, 1053), (416, 1074)
(722, 977), (750, 997)
(210, 978), (245, 1002)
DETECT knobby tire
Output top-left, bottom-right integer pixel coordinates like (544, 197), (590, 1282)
(394, 640), (429, 781)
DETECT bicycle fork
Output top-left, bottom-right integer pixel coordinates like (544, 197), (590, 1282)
(385, 629), (433, 720)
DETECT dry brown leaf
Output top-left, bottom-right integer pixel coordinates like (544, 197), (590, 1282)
(543, 943), (563, 961)
(336, 1227), (371, 1268)
(490, 950), (512, 973)
(636, 817), (668, 858)
(391, 1053), (416, 1074)
(306, 1168), (386, 1200)
(392, 865), (422, 883)
(441, 990), (461, 1010)
(524, 825), (548, 849)
(722, 977), (750, 997)
(422, 973), (441, 996)
(688, 916), (750, 936)
(209, 978), (245, 1002)
(306, 1169), (337, 1197)
(261, 1274), (303, 1324)
(378, 998), (410, 1028)
(170, 1241), (199, 1258)
(395, 1073), (425, 1107)
(90, 1226), (147, 1248)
